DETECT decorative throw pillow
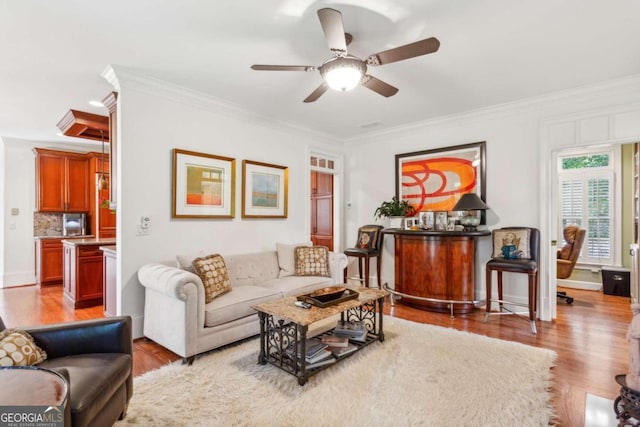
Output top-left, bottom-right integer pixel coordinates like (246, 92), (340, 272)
(0, 329), (47, 367)
(294, 246), (331, 277)
(492, 229), (531, 260)
(276, 241), (312, 278)
(176, 251), (206, 273)
(192, 254), (232, 304)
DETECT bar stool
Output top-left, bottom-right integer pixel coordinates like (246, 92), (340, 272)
(343, 225), (384, 288)
(484, 227), (540, 334)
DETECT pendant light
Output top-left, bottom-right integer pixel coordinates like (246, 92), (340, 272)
(97, 130), (108, 191)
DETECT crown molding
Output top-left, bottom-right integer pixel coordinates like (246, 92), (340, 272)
(346, 73), (640, 145)
(102, 65), (342, 147)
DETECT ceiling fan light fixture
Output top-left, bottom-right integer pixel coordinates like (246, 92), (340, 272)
(320, 56), (366, 92)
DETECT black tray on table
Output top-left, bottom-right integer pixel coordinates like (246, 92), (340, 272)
(297, 288), (359, 308)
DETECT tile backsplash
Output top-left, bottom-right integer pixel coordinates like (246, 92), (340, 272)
(34, 212), (63, 237)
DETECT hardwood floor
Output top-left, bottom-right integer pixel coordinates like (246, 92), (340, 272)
(0, 284), (631, 426)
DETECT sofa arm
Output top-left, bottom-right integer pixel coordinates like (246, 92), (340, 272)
(329, 252), (348, 284)
(138, 263), (204, 301)
(138, 263), (205, 359)
(25, 316), (132, 360)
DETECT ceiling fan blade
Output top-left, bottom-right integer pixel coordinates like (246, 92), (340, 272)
(361, 75), (399, 97)
(303, 82), (329, 103)
(366, 37), (440, 66)
(251, 65), (315, 71)
(317, 8), (347, 55)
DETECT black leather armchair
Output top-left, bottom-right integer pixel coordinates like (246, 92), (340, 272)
(0, 316), (133, 427)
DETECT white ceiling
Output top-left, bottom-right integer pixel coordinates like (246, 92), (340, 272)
(2, 0), (640, 145)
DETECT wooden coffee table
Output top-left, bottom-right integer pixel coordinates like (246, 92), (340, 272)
(253, 286), (388, 385)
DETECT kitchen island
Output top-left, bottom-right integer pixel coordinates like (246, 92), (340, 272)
(62, 237), (115, 308)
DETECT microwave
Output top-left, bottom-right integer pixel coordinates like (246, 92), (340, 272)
(62, 213), (87, 237)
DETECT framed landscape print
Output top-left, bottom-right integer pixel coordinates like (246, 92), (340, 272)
(242, 160), (288, 218)
(395, 141), (486, 224)
(172, 149), (236, 219)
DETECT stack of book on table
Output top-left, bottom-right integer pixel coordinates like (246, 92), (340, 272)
(332, 320), (368, 343)
(290, 338), (336, 369)
(321, 335), (358, 358)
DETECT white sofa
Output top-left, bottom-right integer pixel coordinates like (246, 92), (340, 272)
(137, 248), (347, 363)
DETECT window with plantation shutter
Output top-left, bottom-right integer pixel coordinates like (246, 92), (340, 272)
(558, 151), (615, 266)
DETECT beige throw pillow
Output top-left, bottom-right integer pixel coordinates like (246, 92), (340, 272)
(192, 254), (232, 304)
(0, 329), (47, 367)
(276, 241), (312, 278)
(294, 246), (331, 277)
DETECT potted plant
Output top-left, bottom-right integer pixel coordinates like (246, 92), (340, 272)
(374, 196), (416, 228)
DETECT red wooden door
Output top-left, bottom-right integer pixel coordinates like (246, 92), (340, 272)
(311, 171), (333, 250)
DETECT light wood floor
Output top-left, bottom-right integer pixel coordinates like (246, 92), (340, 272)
(0, 284), (631, 426)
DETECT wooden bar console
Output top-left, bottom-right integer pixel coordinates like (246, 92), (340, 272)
(381, 229), (490, 316)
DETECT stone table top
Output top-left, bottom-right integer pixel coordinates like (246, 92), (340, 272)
(253, 286), (389, 326)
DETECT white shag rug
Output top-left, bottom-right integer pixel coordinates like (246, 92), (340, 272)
(116, 317), (556, 427)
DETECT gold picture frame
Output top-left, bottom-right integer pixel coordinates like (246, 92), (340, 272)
(242, 160), (288, 218)
(172, 149), (236, 218)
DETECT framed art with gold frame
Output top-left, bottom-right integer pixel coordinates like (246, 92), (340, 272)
(172, 149), (236, 219)
(242, 160), (288, 218)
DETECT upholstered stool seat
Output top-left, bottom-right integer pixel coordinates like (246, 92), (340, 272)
(484, 227), (540, 334)
(344, 225), (383, 288)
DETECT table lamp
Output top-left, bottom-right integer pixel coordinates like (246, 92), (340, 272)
(452, 193), (489, 231)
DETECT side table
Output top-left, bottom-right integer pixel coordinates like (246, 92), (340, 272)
(0, 366), (70, 426)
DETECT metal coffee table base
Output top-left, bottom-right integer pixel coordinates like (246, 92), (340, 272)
(257, 298), (385, 386)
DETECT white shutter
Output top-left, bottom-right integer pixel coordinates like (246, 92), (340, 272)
(558, 171), (613, 265)
(586, 172), (613, 264)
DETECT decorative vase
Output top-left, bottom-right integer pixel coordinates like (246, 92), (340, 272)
(388, 216), (405, 229)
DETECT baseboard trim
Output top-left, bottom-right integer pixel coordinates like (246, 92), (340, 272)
(2, 271), (36, 288)
(557, 279), (602, 291)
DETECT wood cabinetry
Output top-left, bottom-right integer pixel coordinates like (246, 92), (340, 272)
(383, 229), (489, 315)
(88, 153), (115, 238)
(34, 148), (90, 212)
(63, 240), (107, 308)
(35, 238), (63, 287)
(310, 171), (333, 250)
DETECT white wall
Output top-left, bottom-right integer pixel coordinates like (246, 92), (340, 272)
(344, 75), (640, 320)
(2, 139), (37, 287)
(112, 69), (342, 337)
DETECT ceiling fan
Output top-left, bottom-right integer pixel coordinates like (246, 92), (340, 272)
(251, 8), (440, 103)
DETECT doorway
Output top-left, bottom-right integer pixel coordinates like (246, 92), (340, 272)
(542, 107), (640, 321)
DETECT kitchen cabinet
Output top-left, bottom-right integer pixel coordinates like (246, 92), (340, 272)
(34, 148), (90, 212)
(63, 238), (114, 308)
(35, 238), (63, 287)
(88, 153), (115, 238)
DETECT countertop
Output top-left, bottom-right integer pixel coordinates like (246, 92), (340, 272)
(61, 237), (116, 246)
(34, 235), (94, 240)
(381, 228), (491, 237)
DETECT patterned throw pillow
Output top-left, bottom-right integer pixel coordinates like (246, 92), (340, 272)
(294, 246), (331, 277)
(192, 254), (232, 304)
(0, 329), (47, 367)
(492, 229), (531, 260)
